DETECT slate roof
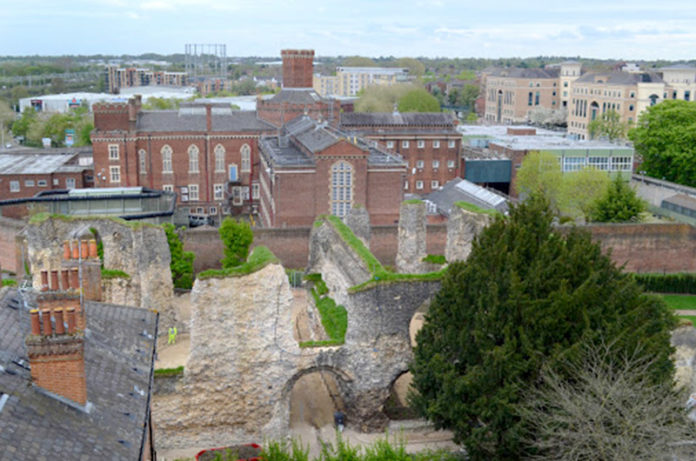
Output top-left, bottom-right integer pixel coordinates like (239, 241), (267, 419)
(340, 112), (456, 127)
(0, 154), (85, 175)
(137, 110), (274, 132)
(485, 67), (560, 79)
(424, 178), (508, 216)
(575, 71), (664, 85)
(0, 288), (158, 460)
(263, 88), (325, 104)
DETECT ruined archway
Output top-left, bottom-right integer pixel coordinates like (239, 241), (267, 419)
(284, 366), (353, 430)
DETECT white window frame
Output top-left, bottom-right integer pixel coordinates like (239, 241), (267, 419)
(402, 140), (410, 149)
(562, 157), (586, 172)
(213, 183), (224, 200)
(330, 160), (354, 218)
(163, 184), (174, 192)
(447, 160), (456, 169)
(109, 166), (121, 183)
(37, 179), (47, 187)
(241, 144), (251, 173)
(431, 180), (440, 189)
(188, 184), (199, 201)
(24, 179), (35, 187)
(611, 156), (633, 172)
(232, 186), (243, 206)
(432, 160), (440, 169)
(10, 181), (20, 192)
(417, 140), (425, 149)
(415, 180), (424, 190)
(433, 140), (440, 148)
(108, 144), (119, 160)
(53, 178), (60, 186)
(209, 206), (217, 215)
(229, 164), (238, 182)
(161, 145), (173, 173)
(404, 181), (409, 190)
(386, 141), (395, 149)
(138, 149), (147, 174)
(188, 145), (200, 173)
(252, 182), (260, 200)
(416, 160), (424, 169)
(448, 140), (456, 148)
(214, 144), (226, 172)
(65, 178), (76, 189)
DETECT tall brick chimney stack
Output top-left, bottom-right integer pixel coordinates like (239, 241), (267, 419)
(26, 307), (87, 406)
(281, 49), (315, 88)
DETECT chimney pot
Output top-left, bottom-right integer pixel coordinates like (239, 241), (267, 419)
(88, 239), (98, 259)
(63, 241), (71, 260)
(80, 240), (88, 259)
(30, 309), (41, 335)
(40, 271), (49, 292)
(41, 309), (52, 336)
(71, 241), (79, 259)
(66, 308), (77, 334)
(50, 270), (59, 291)
(70, 268), (80, 290)
(54, 308), (65, 335)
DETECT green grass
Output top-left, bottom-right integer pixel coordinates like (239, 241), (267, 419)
(318, 215), (445, 292)
(154, 365), (184, 377)
(454, 200), (501, 217)
(1, 279), (17, 287)
(198, 246), (278, 280)
(422, 254), (447, 265)
(301, 273), (347, 348)
(28, 212), (156, 229)
(403, 199), (424, 205)
(101, 268), (130, 279)
(658, 294), (696, 310)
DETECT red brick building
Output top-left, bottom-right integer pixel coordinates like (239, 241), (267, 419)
(0, 150), (93, 219)
(339, 112), (461, 194)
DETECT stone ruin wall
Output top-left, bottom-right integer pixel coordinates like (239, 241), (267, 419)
(22, 217), (174, 327)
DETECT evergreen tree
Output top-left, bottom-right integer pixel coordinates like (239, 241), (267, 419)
(589, 175), (645, 222)
(219, 217), (253, 268)
(409, 194), (676, 460)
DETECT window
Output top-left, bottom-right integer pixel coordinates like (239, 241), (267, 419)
(386, 141), (395, 149)
(448, 140), (456, 148)
(402, 140), (409, 149)
(416, 160), (424, 169)
(9, 181), (19, 192)
(240, 144), (251, 172)
(24, 179), (35, 187)
(588, 157), (609, 171)
(161, 145), (173, 173)
(432, 160), (440, 169)
(415, 180), (424, 190)
(404, 181), (409, 190)
(252, 182), (260, 200)
(214, 144), (225, 172)
(229, 164), (238, 182)
(447, 160), (456, 169)
(686, 91), (691, 102)
(163, 184), (174, 192)
(562, 157), (585, 172)
(431, 180), (440, 189)
(108, 144), (119, 160)
(65, 178), (76, 189)
(535, 92), (540, 105)
(214, 183), (224, 200)
(528, 92), (533, 106)
(563, 81), (568, 87)
(188, 145), (200, 173)
(232, 186), (243, 205)
(37, 179), (47, 187)
(433, 140), (440, 148)
(138, 149), (147, 174)
(188, 184), (199, 201)
(209, 206), (217, 215)
(109, 166), (121, 183)
(611, 156), (632, 171)
(330, 161), (353, 218)
(417, 140), (425, 149)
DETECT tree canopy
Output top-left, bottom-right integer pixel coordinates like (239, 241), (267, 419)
(589, 174), (645, 223)
(12, 107), (93, 147)
(559, 166), (611, 221)
(515, 150), (563, 206)
(410, 194), (676, 460)
(397, 88), (440, 112)
(588, 109), (629, 141)
(355, 83), (440, 113)
(219, 217), (254, 268)
(629, 100), (696, 186)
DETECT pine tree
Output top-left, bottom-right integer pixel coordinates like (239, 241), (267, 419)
(589, 174), (645, 222)
(409, 193), (676, 460)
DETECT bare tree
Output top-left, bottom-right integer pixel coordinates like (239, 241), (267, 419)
(523, 342), (696, 461)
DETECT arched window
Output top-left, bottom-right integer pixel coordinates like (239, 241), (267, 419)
(214, 144), (225, 172)
(188, 145), (199, 173)
(330, 161), (353, 218)
(240, 144), (251, 172)
(138, 149), (147, 174)
(161, 145), (172, 173)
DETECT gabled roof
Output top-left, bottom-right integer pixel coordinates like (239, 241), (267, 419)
(424, 178), (508, 216)
(137, 109), (274, 132)
(0, 153), (84, 175)
(0, 288), (158, 460)
(263, 88), (325, 104)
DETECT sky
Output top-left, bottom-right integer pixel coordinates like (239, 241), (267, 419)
(2, 0), (696, 60)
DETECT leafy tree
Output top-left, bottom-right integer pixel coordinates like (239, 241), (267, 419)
(354, 83), (417, 113)
(394, 57), (425, 77)
(558, 166), (610, 221)
(515, 151), (563, 207)
(341, 56), (376, 67)
(162, 223), (195, 289)
(589, 174), (645, 222)
(219, 217), (253, 268)
(524, 342), (694, 461)
(409, 194), (676, 460)
(628, 100), (696, 186)
(11, 107), (36, 138)
(397, 88), (440, 112)
(588, 109), (629, 140)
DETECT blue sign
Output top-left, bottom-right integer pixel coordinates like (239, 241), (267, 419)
(65, 129), (75, 147)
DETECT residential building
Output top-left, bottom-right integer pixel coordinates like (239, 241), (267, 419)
(339, 112), (461, 194)
(0, 240), (158, 459)
(482, 67), (561, 123)
(660, 64), (696, 102)
(313, 67), (409, 97)
(105, 65), (188, 94)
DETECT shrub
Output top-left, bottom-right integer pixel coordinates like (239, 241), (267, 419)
(632, 272), (696, 294)
(219, 217), (253, 269)
(162, 223), (195, 289)
(422, 254), (446, 265)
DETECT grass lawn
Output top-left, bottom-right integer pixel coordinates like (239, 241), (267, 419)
(655, 294), (696, 311)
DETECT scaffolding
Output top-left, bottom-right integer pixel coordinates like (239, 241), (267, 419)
(184, 44), (228, 81)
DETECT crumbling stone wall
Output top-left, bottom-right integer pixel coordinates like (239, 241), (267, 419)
(395, 202), (428, 273)
(445, 206), (491, 262)
(22, 217), (173, 320)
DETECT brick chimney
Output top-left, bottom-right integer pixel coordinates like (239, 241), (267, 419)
(281, 49), (315, 88)
(26, 307), (87, 406)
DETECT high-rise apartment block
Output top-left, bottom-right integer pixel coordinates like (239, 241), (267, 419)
(314, 67), (409, 97)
